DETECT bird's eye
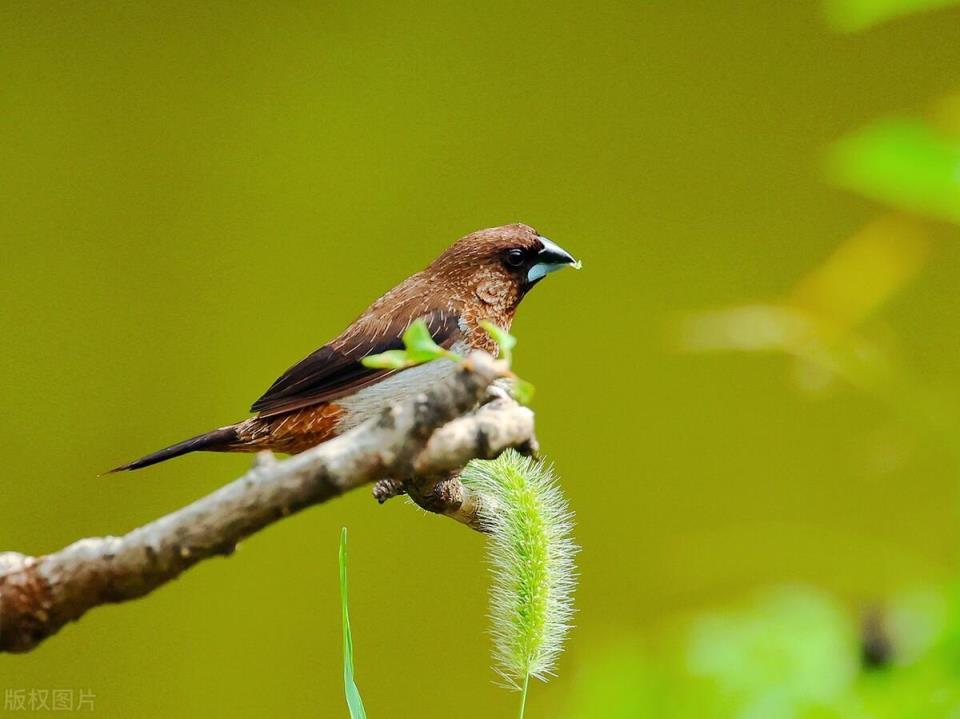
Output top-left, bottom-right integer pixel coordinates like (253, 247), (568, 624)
(504, 248), (525, 268)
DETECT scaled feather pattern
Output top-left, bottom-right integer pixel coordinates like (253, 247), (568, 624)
(460, 450), (578, 687)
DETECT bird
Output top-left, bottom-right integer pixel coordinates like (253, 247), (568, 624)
(110, 223), (578, 472)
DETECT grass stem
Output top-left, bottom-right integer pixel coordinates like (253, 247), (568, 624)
(518, 674), (530, 719)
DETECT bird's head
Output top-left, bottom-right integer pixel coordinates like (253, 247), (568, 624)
(428, 223), (580, 311)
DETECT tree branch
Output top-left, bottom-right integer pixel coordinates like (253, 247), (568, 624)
(403, 397), (539, 528)
(0, 353), (535, 654)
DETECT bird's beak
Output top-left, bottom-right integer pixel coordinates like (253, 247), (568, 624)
(528, 236), (581, 283)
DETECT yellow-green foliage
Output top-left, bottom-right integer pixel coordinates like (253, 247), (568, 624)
(460, 450), (578, 688)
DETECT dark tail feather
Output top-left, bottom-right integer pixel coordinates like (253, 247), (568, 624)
(107, 426), (240, 473)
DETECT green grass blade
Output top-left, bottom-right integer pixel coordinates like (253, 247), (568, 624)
(339, 527), (367, 719)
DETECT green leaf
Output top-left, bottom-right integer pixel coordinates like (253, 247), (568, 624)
(511, 378), (535, 405)
(403, 318), (449, 362)
(824, 0), (960, 32)
(828, 118), (960, 225)
(361, 318), (463, 369)
(339, 528), (367, 719)
(480, 320), (518, 363)
(361, 350), (415, 369)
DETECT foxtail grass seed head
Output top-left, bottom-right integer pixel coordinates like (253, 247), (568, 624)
(460, 450), (578, 688)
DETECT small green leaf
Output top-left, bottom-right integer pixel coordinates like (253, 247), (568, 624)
(403, 318), (448, 362)
(339, 528), (367, 719)
(511, 378), (535, 405)
(480, 320), (517, 363)
(362, 318), (462, 369)
(361, 350), (414, 369)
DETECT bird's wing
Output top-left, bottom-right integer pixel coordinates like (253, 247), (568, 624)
(249, 308), (462, 417)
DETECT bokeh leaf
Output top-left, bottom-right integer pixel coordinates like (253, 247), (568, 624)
(829, 118), (960, 225)
(824, 0), (960, 32)
(788, 215), (929, 334)
(686, 587), (859, 711)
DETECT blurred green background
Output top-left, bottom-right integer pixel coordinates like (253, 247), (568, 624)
(4, 1), (960, 716)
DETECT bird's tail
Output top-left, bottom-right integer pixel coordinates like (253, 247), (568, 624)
(107, 425), (240, 472)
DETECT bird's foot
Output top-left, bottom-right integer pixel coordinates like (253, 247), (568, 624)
(372, 478), (406, 504)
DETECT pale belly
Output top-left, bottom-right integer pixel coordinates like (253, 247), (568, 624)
(334, 354), (463, 432)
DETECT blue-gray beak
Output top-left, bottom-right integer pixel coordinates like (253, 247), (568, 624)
(527, 237), (580, 283)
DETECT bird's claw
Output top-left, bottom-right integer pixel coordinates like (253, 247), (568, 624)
(373, 478), (406, 504)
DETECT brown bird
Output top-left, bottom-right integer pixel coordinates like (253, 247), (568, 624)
(111, 223), (578, 471)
